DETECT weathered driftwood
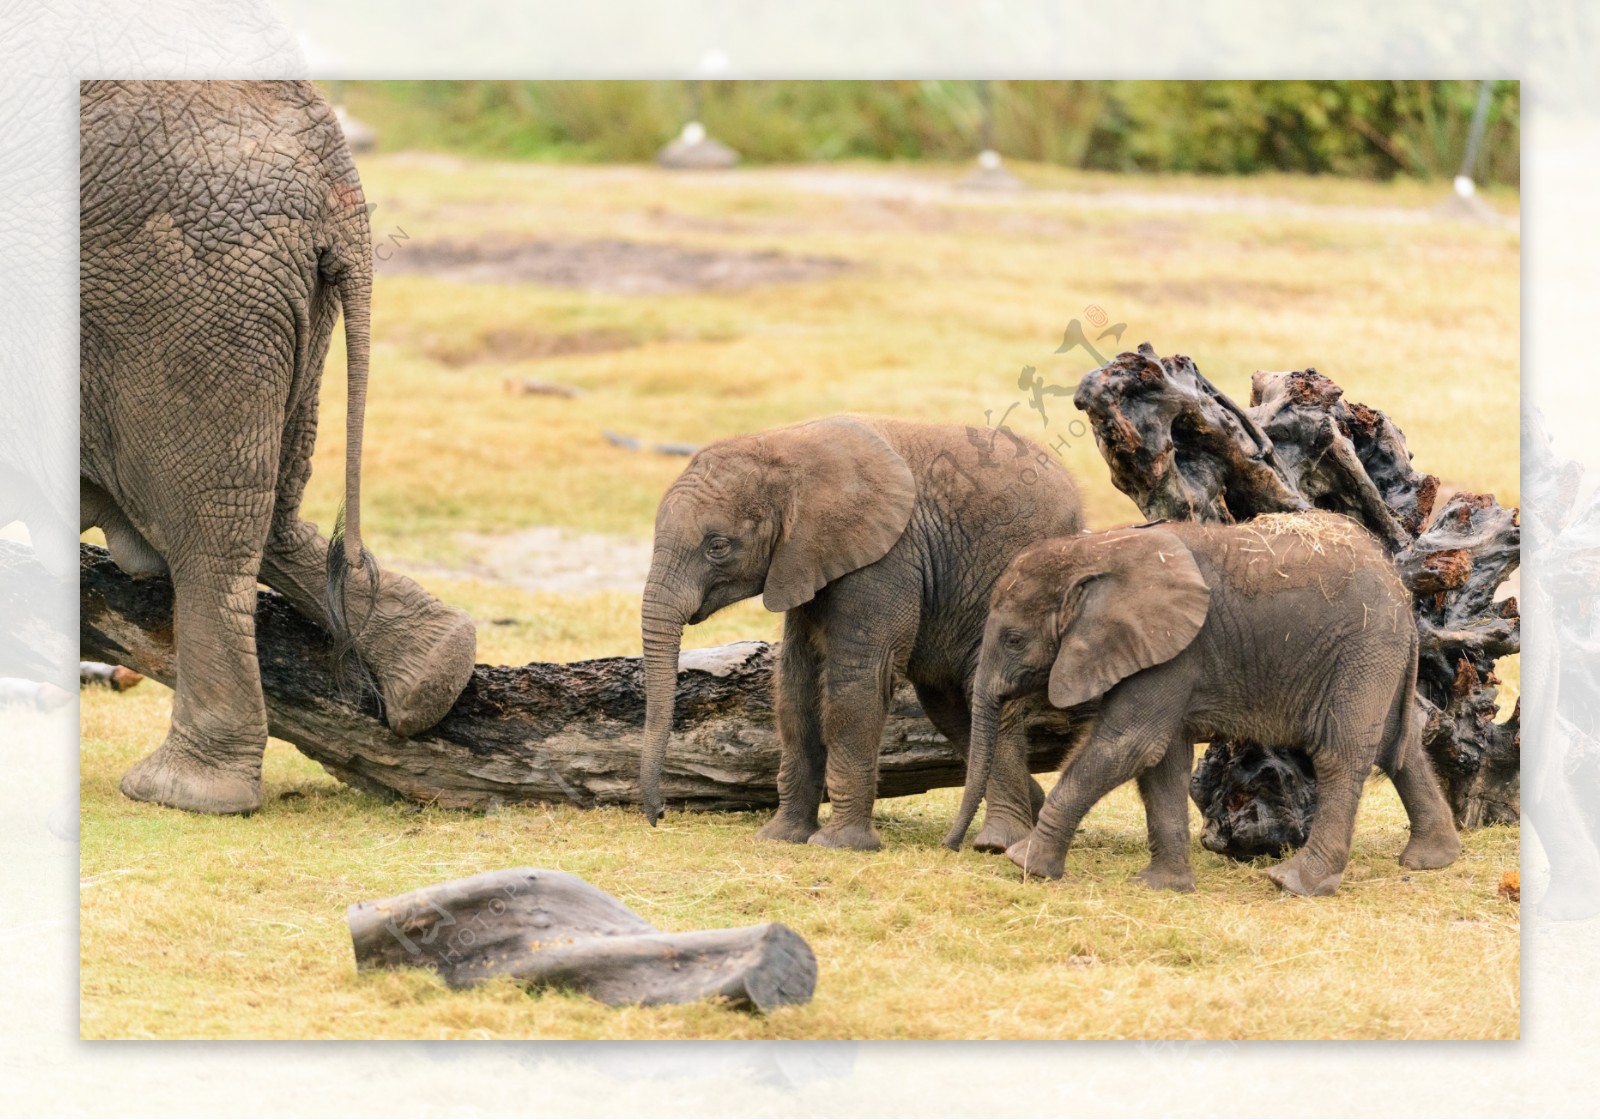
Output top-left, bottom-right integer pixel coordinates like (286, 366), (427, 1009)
(1073, 343), (1307, 525)
(348, 868), (815, 1012)
(1075, 346), (1519, 858)
(80, 544), (1080, 811)
(1397, 492), (1521, 827)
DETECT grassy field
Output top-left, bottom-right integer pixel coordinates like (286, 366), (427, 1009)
(79, 157), (1520, 1039)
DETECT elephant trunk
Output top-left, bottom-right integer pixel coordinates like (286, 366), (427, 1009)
(943, 686), (1003, 851)
(640, 569), (695, 825)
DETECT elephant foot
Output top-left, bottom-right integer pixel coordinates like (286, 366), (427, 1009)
(1005, 834), (1066, 880)
(1264, 854), (1343, 898)
(972, 814), (1033, 855)
(807, 821), (882, 852)
(1135, 862), (1196, 893)
(756, 813), (821, 844)
(120, 735), (262, 815)
(1399, 827), (1462, 871)
(368, 602), (477, 737)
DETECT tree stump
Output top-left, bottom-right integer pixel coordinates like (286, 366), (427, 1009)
(1075, 345), (1519, 858)
(348, 868), (816, 1012)
(79, 544), (1083, 811)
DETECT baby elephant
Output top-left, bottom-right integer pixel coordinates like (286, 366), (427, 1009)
(946, 511), (1461, 896)
(639, 415), (1082, 851)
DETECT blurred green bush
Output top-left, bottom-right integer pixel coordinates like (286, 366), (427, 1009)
(335, 80), (1519, 186)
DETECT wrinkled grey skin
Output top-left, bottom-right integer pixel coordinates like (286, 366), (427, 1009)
(640, 415), (1083, 852)
(79, 81), (476, 815)
(952, 512), (1461, 896)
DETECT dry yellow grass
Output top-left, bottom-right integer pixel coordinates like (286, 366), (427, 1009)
(79, 158), (1519, 1040)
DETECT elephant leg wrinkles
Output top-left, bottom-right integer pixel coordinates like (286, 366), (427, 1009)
(1135, 738), (1196, 891)
(1265, 748), (1367, 897)
(757, 615), (826, 844)
(1384, 747), (1462, 871)
(799, 572), (918, 852)
(810, 667), (894, 851)
(119, 500), (275, 815)
(1008, 679), (1190, 880)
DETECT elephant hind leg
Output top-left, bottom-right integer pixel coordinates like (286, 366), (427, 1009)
(1135, 739), (1196, 892)
(121, 548), (268, 814)
(1264, 749), (1367, 897)
(1385, 749), (1462, 871)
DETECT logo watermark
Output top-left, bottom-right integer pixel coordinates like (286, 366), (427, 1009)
(984, 305), (1131, 463)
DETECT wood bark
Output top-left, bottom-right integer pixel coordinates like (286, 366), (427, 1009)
(348, 868), (816, 1012)
(80, 544), (1081, 811)
(1075, 346), (1519, 857)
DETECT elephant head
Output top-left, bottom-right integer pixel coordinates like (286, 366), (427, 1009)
(943, 528), (1211, 849)
(639, 416), (918, 824)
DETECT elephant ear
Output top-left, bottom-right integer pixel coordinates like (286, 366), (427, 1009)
(1048, 529), (1211, 709)
(761, 417), (917, 612)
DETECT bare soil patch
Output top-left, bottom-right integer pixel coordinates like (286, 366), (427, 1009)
(424, 327), (642, 368)
(380, 237), (854, 294)
(1110, 276), (1314, 309)
(407, 526), (653, 596)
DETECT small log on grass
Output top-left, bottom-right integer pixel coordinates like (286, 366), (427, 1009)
(1075, 347), (1519, 858)
(348, 868), (815, 1012)
(79, 544), (1080, 811)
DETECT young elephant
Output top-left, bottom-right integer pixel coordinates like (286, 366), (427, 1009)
(945, 512), (1461, 896)
(639, 415), (1082, 851)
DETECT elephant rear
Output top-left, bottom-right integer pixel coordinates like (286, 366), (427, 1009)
(1177, 512), (1419, 759)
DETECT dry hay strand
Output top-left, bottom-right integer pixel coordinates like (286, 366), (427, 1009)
(1242, 510), (1370, 557)
(1228, 510), (1379, 603)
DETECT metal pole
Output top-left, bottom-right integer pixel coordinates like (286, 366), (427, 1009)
(1455, 80), (1495, 197)
(978, 79), (995, 156)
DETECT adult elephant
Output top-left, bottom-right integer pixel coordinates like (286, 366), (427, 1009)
(80, 80), (476, 814)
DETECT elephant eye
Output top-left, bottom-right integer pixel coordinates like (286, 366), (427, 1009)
(1002, 629), (1027, 651)
(705, 536), (732, 561)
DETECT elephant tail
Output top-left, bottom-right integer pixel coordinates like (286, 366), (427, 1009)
(1380, 626), (1422, 774)
(323, 261), (381, 703)
(332, 264), (371, 573)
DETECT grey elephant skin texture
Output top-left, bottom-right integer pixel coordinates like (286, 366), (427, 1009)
(952, 512), (1462, 897)
(639, 415), (1083, 853)
(79, 81), (476, 815)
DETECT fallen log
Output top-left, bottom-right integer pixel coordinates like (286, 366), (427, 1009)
(348, 868), (816, 1012)
(79, 543), (1080, 811)
(1075, 346), (1519, 857)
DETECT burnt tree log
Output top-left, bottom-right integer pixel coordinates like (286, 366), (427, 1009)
(79, 544), (1081, 811)
(1075, 345), (1519, 858)
(348, 868), (816, 1012)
